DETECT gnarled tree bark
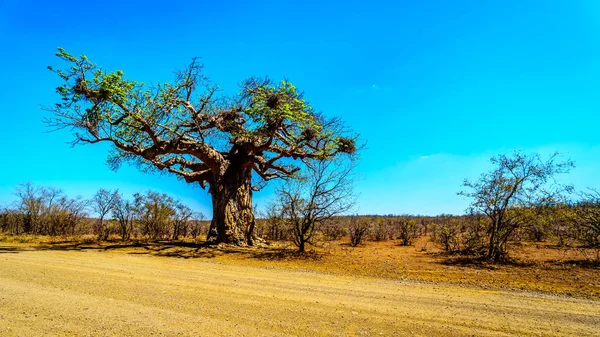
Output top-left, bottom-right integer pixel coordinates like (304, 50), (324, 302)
(207, 164), (255, 245)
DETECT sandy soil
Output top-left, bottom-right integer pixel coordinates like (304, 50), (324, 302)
(0, 246), (599, 336)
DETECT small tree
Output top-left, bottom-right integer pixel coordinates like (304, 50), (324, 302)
(348, 216), (369, 247)
(46, 194), (88, 236)
(188, 212), (207, 240)
(38, 187), (63, 235)
(92, 189), (119, 240)
(14, 182), (44, 234)
(260, 202), (288, 241)
(278, 159), (356, 253)
(0, 207), (21, 234)
(112, 193), (135, 240)
(172, 202), (194, 240)
(459, 151), (573, 261)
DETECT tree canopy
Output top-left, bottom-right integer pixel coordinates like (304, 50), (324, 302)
(46, 48), (356, 188)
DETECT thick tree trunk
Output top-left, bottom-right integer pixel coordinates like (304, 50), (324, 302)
(121, 225), (127, 241)
(206, 166), (255, 246)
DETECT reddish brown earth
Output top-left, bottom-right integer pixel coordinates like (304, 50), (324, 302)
(0, 237), (599, 336)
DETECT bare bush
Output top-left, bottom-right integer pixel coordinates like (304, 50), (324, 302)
(133, 191), (176, 240)
(318, 218), (346, 241)
(348, 216), (369, 247)
(188, 213), (208, 240)
(0, 207), (21, 234)
(112, 193), (135, 240)
(395, 219), (417, 246)
(369, 218), (393, 241)
(92, 189), (119, 240)
(431, 216), (487, 254)
(572, 189), (600, 247)
(14, 182), (45, 234)
(525, 205), (576, 247)
(10, 183), (89, 236)
(277, 159), (356, 253)
(2, 183), (207, 241)
(172, 203), (194, 240)
(45, 195), (88, 236)
(259, 202), (289, 241)
(431, 219), (462, 253)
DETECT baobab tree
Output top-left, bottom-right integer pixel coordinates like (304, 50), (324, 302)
(45, 48), (357, 245)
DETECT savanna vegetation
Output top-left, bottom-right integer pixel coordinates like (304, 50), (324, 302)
(27, 48), (598, 266)
(0, 182), (206, 242)
(3, 150), (600, 268)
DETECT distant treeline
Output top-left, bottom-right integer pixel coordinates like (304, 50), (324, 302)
(255, 196), (600, 261)
(0, 182), (207, 240)
(256, 209), (598, 251)
(2, 182), (599, 262)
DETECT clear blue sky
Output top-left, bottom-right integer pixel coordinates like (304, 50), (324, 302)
(1, 0), (599, 216)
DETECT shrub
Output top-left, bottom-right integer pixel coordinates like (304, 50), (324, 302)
(348, 217), (369, 247)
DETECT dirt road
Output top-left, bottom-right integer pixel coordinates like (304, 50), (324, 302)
(0, 246), (598, 336)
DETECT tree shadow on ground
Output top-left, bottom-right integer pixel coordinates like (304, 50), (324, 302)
(553, 259), (600, 269)
(139, 243), (322, 261)
(438, 255), (536, 270)
(0, 241), (321, 261)
(0, 246), (21, 254)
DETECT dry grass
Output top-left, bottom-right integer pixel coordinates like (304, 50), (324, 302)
(2, 233), (598, 298)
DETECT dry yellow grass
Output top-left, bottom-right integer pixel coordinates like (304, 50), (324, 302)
(2, 233), (599, 297)
(1, 239), (599, 336)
